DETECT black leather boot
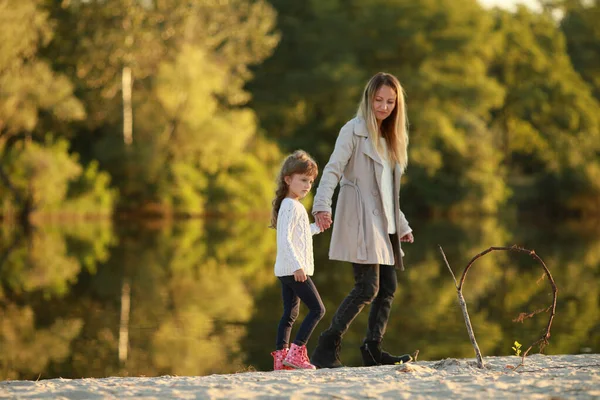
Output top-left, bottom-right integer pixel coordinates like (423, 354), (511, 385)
(311, 332), (344, 369)
(360, 340), (412, 366)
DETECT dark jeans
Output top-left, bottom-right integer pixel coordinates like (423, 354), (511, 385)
(325, 263), (397, 342)
(276, 276), (326, 350)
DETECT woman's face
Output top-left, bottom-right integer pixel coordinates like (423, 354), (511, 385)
(372, 85), (397, 122)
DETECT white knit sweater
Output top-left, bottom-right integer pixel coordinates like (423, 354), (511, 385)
(274, 198), (321, 277)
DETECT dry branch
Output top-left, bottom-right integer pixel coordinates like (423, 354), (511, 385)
(438, 244), (558, 370)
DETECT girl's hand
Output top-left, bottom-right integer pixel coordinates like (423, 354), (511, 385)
(293, 269), (307, 282)
(315, 211), (332, 231)
(400, 232), (414, 243)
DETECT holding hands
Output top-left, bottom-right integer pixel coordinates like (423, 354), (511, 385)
(315, 211), (332, 231)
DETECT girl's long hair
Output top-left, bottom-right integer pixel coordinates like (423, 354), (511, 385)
(357, 72), (409, 172)
(270, 150), (318, 229)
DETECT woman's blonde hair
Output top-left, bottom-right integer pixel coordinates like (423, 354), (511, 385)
(357, 72), (409, 172)
(270, 150), (318, 229)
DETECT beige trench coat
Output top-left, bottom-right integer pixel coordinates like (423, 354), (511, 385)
(312, 117), (412, 270)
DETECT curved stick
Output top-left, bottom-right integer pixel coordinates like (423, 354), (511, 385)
(439, 245), (558, 370)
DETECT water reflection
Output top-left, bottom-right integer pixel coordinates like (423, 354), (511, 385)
(0, 217), (598, 380)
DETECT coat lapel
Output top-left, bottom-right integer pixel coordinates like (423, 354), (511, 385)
(354, 118), (384, 198)
(362, 137), (383, 166)
(370, 147), (384, 199)
(394, 163), (401, 194)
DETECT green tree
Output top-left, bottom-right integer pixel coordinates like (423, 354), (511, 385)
(558, 0), (600, 101)
(0, 0), (86, 220)
(0, 0), (84, 139)
(49, 0), (281, 215)
(248, 0), (365, 161)
(1, 137), (115, 217)
(489, 6), (600, 216)
(0, 221), (114, 380)
(363, 0), (508, 215)
(250, 0), (509, 216)
(61, 217), (277, 378)
(0, 304), (82, 380)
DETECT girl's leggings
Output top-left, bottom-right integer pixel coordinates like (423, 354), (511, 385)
(276, 276), (326, 350)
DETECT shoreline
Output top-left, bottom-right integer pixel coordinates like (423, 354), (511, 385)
(1, 354), (599, 399)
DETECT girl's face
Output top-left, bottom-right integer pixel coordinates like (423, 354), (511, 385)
(372, 85), (397, 122)
(285, 173), (314, 200)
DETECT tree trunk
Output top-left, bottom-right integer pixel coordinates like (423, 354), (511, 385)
(118, 279), (131, 364)
(122, 66), (133, 145)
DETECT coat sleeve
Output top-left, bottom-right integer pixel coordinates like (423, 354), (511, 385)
(312, 122), (356, 215)
(396, 209), (412, 237)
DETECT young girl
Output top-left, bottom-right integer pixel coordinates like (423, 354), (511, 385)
(270, 150), (326, 370)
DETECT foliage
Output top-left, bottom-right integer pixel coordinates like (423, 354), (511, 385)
(0, 220), (114, 379)
(2, 0), (598, 217)
(42, 0), (281, 216)
(0, 137), (115, 216)
(0, 304), (83, 380)
(0, 0), (85, 145)
(249, 0), (599, 217)
(250, 0), (511, 216)
(0, 0), (85, 140)
(0, 216), (598, 378)
(2, 0), (600, 382)
(558, 0), (600, 101)
(488, 6), (600, 216)
(512, 340), (522, 356)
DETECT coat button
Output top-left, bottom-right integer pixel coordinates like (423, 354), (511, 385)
(372, 190), (379, 196)
(373, 209), (380, 216)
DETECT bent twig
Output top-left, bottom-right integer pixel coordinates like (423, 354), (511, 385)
(438, 244), (558, 370)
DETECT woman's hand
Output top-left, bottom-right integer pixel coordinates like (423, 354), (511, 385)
(315, 211), (332, 231)
(293, 268), (307, 282)
(400, 232), (414, 243)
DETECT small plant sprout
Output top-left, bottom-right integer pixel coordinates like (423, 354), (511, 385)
(512, 341), (522, 357)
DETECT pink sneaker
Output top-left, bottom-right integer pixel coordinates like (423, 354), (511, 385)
(283, 343), (316, 369)
(271, 348), (293, 371)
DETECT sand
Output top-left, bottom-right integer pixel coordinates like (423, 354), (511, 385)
(1, 354), (598, 399)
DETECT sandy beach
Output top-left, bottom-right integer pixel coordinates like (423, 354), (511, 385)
(1, 354), (598, 399)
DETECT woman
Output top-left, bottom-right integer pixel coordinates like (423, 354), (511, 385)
(311, 72), (414, 368)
